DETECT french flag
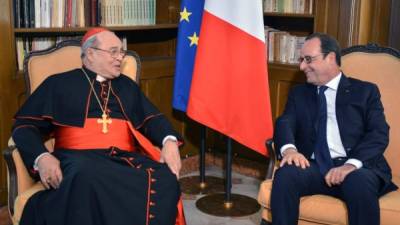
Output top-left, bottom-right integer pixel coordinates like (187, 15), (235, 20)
(187, 0), (273, 156)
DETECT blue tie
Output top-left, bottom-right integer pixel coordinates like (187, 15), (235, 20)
(314, 86), (333, 175)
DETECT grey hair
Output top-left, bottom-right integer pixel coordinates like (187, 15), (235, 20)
(305, 33), (341, 66)
(81, 36), (98, 59)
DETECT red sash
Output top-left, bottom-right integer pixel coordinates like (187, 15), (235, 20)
(55, 119), (135, 151)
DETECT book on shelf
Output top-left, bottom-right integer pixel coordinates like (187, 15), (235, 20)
(264, 26), (306, 64)
(41, 0), (50, 28)
(263, 0), (313, 14)
(15, 38), (25, 71)
(101, 0), (156, 26)
(22, 0), (30, 27)
(28, 0), (35, 28)
(71, 0), (77, 27)
(122, 36), (127, 50)
(34, 0), (40, 27)
(14, 0), (21, 28)
(13, 0), (157, 28)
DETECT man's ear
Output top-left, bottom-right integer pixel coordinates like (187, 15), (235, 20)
(326, 52), (336, 63)
(86, 48), (95, 61)
(86, 48), (93, 56)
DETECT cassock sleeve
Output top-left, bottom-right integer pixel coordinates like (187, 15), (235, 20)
(12, 77), (56, 171)
(12, 118), (54, 172)
(131, 83), (182, 148)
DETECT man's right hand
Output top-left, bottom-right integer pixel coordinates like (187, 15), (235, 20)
(280, 148), (310, 169)
(37, 154), (63, 189)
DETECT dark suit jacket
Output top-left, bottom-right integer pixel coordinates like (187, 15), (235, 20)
(274, 74), (397, 194)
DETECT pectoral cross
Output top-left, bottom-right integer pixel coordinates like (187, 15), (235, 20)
(98, 113), (112, 133)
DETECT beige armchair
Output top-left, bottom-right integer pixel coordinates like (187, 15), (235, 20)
(258, 44), (400, 225)
(3, 39), (141, 224)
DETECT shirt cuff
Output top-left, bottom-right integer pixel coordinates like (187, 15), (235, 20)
(162, 135), (177, 146)
(345, 158), (363, 169)
(280, 144), (297, 156)
(33, 152), (51, 171)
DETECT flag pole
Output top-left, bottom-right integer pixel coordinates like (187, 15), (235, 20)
(199, 125), (207, 188)
(179, 124), (224, 195)
(224, 137), (233, 207)
(195, 135), (260, 217)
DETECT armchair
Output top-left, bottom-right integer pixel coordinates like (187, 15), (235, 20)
(257, 44), (400, 225)
(3, 39), (141, 224)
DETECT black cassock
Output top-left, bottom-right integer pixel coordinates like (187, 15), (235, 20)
(12, 68), (182, 225)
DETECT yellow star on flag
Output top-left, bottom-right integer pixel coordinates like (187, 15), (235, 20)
(188, 32), (199, 46)
(180, 7), (192, 22)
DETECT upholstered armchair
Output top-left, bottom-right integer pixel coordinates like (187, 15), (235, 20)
(3, 39), (141, 224)
(257, 44), (400, 225)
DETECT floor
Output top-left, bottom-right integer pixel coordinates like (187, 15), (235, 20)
(181, 166), (262, 225)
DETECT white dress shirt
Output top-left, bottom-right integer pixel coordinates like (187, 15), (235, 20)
(281, 73), (362, 169)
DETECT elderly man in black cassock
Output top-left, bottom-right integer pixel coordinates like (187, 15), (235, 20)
(12, 28), (185, 225)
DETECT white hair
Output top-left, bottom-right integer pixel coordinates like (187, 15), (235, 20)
(81, 36), (98, 59)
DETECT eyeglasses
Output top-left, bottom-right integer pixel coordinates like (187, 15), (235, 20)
(91, 47), (126, 59)
(298, 54), (325, 64)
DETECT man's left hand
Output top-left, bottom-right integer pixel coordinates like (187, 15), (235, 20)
(325, 164), (356, 187)
(160, 140), (181, 179)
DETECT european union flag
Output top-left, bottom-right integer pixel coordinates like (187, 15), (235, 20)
(172, 0), (205, 112)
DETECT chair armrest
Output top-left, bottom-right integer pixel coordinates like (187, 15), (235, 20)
(265, 139), (277, 179)
(3, 138), (37, 217)
(3, 144), (18, 216)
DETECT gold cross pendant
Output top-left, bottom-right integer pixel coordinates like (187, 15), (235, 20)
(97, 113), (112, 133)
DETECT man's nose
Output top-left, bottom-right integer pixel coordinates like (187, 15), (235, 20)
(299, 60), (307, 71)
(115, 54), (124, 61)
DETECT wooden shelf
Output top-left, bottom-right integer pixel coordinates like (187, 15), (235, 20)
(264, 12), (314, 18)
(14, 24), (178, 34)
(268, 61), (300, 69)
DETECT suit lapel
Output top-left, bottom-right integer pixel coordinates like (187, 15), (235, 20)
(305, 84), (318, 132)
(336, 74), (352, 140)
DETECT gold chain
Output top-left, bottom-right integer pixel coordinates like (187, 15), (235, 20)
(81, 68), (113, 133)
(81, 68), (111, 114)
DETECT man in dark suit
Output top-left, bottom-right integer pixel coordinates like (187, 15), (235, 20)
(270, 33), (398, 225)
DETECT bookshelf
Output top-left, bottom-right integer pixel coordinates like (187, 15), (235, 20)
(263, 1), (317, 122)
(14, 24), (178, 33)
(264, 12), (314, 18)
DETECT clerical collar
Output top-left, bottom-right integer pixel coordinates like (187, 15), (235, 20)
(96, 75), (107, 82)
